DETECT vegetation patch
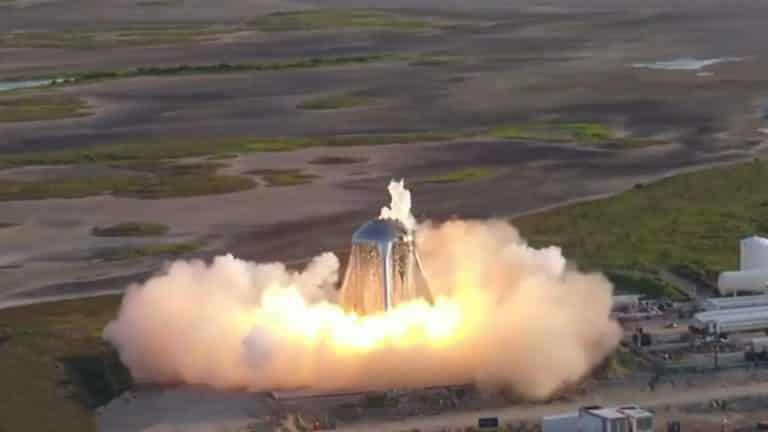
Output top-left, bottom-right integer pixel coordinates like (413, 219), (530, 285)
(248, 169), (318, 186)
(514, 159), (768, 286)
(107, 160), (226, 176)
(490, 122), (613, 143)
(249, 9), (432, 32)
(422, 167), (497, 184)
(297, 93), (374, 110)
(0, 132), (464, 170)
(0, 296), (130, 432)
(308, 156), (368, 165)
(598, 348), (648, 377)
(104, 241), (200, 261)
(136, 0), (183, 6)
(607, 271), (688, 301)
(0, 122), (655, 175)
(408, 56), (465, 67)
(27, 54), (400, 85)
(0, 95), (89, 123)
(0, 25), (236, 49)
(0, 173), (254, 201)
(91, 222), (169, 237)
(205, 153), (238, 161)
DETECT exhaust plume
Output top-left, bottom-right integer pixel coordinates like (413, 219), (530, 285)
(104, 181), (620, 399)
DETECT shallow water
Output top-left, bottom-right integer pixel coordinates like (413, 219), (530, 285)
(0, 80), (50, 92)
(632, 57), (742, 71)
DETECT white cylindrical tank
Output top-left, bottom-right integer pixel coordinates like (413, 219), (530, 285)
(740, 236), (768, 271)
(718, 270), (768, 295)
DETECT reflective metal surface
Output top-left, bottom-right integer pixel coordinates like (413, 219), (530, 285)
(340, 219), (433, 315)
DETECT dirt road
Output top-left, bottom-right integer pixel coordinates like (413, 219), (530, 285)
(337, 371), (768, 431)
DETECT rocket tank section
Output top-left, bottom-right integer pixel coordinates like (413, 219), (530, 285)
(339, 219), (433, 315)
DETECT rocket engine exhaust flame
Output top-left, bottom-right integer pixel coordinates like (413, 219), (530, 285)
(103, 180), (621, 399)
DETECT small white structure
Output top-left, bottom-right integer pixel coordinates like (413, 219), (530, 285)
(717, 236), (768, 295)
(542, 405), (653, 432)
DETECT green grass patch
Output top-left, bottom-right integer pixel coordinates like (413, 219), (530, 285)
(422, 167), (497, 184)
(491, 122), (614, 143)
(0, 10), (435, 50)
(205, 153), (238, 161)
(107, 160), (225, 176)
(91, 222), (169, 237)
(248, 169), (318, 186)
(104, 241), (200, 261)
(0, 95), (89, 123)
(27, 54), (400, 85)
(0, 174), (254, 201)
(0, 296), (130, 432)
(408, 56), (465, 67)
(0, 132), (465, 170)
(136, 0), (183, 6)
(249, 9), (431, 32)
(597, 348), (647, 377)
(308, 156), (368, 165)
(297, 93), (374, 110)
(607, 270), (688, 301)
(513, 159), (768, 286)
(0, 122), (653, 176)
(0, 25), (234, 49)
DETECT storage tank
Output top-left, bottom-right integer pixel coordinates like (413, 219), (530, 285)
(702, 294), (768, 311)
(741, 236), (768, 271)
(718, 270), (768, 295)
(691, 306), (768, 336)
(339, 218), (433, 315)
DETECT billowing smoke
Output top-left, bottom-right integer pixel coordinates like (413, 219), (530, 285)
(104, 180), (620, 399)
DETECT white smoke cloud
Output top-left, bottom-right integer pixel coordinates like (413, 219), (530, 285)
(379, 179), (417, 232)
(103, 181), (620, 399)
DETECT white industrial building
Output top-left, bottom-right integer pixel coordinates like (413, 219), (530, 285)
(542, 405), (653, 432)
(690, 305), (768, 336)
(718, 236), (768, 295)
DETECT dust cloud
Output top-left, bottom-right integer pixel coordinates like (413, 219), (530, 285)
(104, 180), (620, 399)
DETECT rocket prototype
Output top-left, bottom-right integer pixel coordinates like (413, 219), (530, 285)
(339, 218), (433, 315)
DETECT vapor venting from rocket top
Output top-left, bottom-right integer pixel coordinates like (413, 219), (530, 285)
(379, 179), (416, 232)
(104, 180), (621, 399)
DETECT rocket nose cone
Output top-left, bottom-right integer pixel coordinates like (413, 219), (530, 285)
(351, 219), (408, 245)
